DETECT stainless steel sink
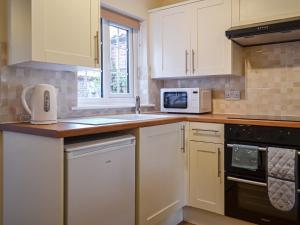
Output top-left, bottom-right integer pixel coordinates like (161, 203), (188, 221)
(60, 117), (130, 125)
(106, 114), (174, 120)
(60, 114), (174, 125)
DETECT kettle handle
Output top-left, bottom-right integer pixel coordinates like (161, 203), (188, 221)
(21, 85), (35, 115)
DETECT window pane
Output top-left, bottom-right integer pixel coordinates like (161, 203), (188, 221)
(109, 25), (130, 94)
(77, 71), (102, 98)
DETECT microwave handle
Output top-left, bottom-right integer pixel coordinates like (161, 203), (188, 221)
(227, 176), (267, 187)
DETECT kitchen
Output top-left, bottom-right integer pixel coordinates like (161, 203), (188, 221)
(1, 0), (300, 225)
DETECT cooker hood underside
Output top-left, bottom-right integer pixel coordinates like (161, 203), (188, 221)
(226, 17), (300, 47)
(230, 29), (300, 47)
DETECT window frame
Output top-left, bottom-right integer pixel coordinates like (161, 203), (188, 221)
(77, 19), (138, 107)
(103, 20), (134, 99)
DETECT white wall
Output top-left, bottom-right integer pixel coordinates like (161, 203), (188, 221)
(101, 0), (161, 20)
(159, 0), (186, 6)
(0, 0), (7, 42)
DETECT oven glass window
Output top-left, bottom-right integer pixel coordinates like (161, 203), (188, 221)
(226, 180), (298, 223)
(163, 92), (188, 109)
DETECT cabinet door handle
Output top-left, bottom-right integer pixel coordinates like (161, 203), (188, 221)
(192, 49), (195, 74)
(181, 125), (186, 153)
(185, 50), (189, 74)
(217, 147), (221, 179)
(94, 31), (100, 65)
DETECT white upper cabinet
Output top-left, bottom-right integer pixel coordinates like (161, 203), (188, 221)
(149, 5), (191, 78)
(191, 0), (243, 76)
(8, 0), (100, 70)
(232, 0), (300, 26)
(149, 0), (244, 79)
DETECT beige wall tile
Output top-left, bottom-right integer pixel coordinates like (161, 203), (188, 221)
(164, 41), (300, 116)
(0, 42), (155, 123)
(2, 40), (300, 122)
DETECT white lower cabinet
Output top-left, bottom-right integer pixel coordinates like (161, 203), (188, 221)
(136, 123), (186, 225)
(3, 132), (64, 225)
(188, 122), (225, 215)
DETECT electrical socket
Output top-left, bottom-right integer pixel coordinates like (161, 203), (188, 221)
(225, 90), (241, 101)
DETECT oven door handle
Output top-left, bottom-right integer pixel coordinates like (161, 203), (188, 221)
(227, 144), (300, 155)
(227, 176), (267, 187)
(227, 144), (267, 152)
(227, 177), (300, 193)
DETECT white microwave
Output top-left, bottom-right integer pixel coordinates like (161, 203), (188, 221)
(160, 88), (212, 114)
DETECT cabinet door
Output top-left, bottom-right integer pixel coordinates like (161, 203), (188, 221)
(232, 0), (300, 26)
(138, 123), (186, 225)
(189, 141), (224, 215)
(33, 0), (100, 68)
(191, 0), (232, 76)
(149, 6), (191, 78)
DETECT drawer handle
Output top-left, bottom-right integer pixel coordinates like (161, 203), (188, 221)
(192, 129), (219, 133)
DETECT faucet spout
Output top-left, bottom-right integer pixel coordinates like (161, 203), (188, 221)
(135, 96), (141, 114)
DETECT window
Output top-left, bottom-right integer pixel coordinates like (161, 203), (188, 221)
(105, 22), (133, 98)
(78, 17), (138, 106)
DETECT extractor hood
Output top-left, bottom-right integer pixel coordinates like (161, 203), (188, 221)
(226, 16), (300, 47)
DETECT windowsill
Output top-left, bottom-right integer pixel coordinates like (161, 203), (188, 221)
(72, 103), (156, 111)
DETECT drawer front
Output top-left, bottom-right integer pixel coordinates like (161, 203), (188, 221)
(189, 122), (224, 144)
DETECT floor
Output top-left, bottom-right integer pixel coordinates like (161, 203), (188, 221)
(180, 222), (194, 225)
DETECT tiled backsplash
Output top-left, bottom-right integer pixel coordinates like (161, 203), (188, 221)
(0, 42), (159, 123)
(164, 41), (300, 116)
(1, 41), (300, 123)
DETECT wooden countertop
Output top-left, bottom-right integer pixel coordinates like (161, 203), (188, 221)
(1, 114), (300, 138)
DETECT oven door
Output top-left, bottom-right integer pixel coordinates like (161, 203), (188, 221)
(225, 143), (267, 180)
(225, 175), (299, 225)
(163, 91), (188, 109)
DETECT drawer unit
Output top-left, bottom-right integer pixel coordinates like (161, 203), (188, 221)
(188, 122), (225, 215)
(189, 122), (224, 144)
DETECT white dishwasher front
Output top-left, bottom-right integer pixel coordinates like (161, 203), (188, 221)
(64, 134), (136, 225)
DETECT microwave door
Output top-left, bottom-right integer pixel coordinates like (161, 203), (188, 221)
(163, 92), (188, 109)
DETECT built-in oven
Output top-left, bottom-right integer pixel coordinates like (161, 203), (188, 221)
(225, 124), (300, 225)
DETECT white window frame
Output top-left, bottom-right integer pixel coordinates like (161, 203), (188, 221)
(78, 19), (138, 107)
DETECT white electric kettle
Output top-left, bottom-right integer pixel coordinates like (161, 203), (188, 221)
(21, 84), (58, 124)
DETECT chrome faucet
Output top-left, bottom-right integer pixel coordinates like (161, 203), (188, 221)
(135, 96), (141, 114)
